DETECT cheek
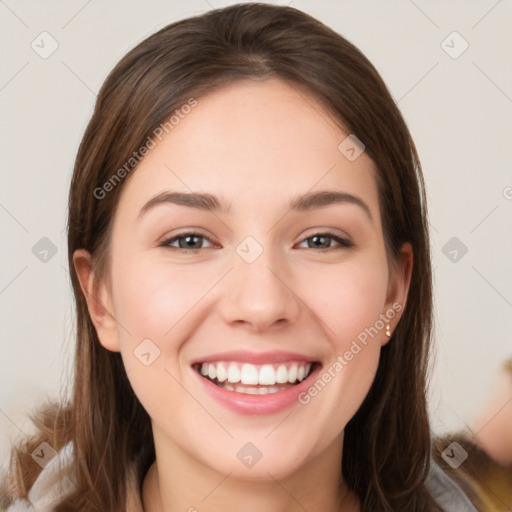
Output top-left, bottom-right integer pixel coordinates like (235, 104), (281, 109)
(296, 266), (388, 440)
(111, 258), (211, 423)
(112, 257), (211, 346)
(295, 258), (389, 419)
(303, 257), (390, 343)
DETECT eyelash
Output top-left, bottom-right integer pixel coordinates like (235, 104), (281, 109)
(159, 231), (354, 253)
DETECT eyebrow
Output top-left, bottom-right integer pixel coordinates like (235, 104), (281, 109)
(138, 190), (372, 221)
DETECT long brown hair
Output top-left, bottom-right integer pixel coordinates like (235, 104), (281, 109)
(1, 3), (441, 510)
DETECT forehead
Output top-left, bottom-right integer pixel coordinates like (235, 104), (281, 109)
(114, 77), (379, 221)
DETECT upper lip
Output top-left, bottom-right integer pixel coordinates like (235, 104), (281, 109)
(190, 350), (319, 366)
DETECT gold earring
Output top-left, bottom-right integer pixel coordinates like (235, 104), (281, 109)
(385, 323), (391, 338)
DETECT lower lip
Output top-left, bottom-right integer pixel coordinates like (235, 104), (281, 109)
(191, 364), (321, 415)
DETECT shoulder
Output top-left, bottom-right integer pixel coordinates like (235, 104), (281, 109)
(426, 457), (481, 511)
(430, 433), (512, 512)
(2, 442), (75, 512)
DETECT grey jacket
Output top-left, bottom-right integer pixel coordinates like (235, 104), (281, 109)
(426, 459), (480, 511)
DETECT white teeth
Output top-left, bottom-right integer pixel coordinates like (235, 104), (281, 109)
(217, 382), (292, 394)
(288, 364), (298, 383)
(276, 365), (288, 383)
(216, 363), (227, 382)
(197, 361), (314, 386)
(259, 364), (276, 385)
(240, 364), (259, 385)
(227, 365), (241, 383)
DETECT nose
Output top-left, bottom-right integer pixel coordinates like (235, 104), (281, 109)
(219, 246), (301, 333)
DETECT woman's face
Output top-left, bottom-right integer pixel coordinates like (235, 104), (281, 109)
(75, 77), (411, 480)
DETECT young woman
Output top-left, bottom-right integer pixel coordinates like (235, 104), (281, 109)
(0, 3), (486, 511)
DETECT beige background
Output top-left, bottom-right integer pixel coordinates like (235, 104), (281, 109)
(1, 0), (511, 468)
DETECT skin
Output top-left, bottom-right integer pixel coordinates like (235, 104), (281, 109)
(74, 77), (413, 512)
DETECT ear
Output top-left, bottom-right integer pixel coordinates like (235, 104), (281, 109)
(381, 242), (413, 346)
(72, 249), (121, 352)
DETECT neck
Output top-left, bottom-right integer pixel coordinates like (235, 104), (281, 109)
(142, 425), (360, 512)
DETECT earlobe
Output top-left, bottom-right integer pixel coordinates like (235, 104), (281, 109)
(382, 242), (413, 345)
(395, 241), (413, 308)
(72, 249), (121, 352)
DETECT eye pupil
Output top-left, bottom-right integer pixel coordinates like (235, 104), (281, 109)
(310, 235), (329, 248)
(181, 235), (201, 248)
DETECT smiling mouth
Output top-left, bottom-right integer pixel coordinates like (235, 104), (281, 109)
(192, 361), (319, 395)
